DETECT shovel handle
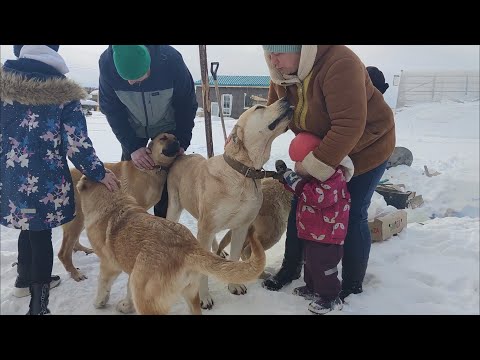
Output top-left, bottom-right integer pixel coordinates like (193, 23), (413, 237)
(210, 62), (219, 80)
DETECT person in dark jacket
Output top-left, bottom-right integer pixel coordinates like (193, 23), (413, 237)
(1, 45), (119, 315)
(98, 45), (198, 218)
(367, 66), (390, 94)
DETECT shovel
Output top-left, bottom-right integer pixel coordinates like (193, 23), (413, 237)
(210, 62), (227, 142)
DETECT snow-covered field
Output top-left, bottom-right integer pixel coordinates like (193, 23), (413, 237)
(1, 100), (478, 315)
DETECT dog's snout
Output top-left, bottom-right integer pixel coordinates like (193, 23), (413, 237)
(279, 97), (290, 105)
(162, 138), (181, 157)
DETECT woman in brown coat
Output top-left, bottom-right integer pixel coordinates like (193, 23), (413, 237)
(261, 45), (395, 308)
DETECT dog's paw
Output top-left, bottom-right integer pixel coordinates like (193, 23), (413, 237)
(218, 250), (229, 259)
(259, 271), (272, 280)
(94, 296), (109, 309)
(116, 299), (135, 314)
(200, 294), (214, 310)
(73, 245), (94, 255)
(71, 269), (88, 282)
(228, 283), (247, 295)
(83, 248), (95, 255)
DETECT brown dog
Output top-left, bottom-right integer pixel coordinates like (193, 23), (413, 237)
(76, 175), (266, 315)
(217, 178), (292, 269)
(58, 133), (180, 281)
(166, 98), (292, 309)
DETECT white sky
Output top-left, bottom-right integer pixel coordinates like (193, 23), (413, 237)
(1, 45), (479, 88)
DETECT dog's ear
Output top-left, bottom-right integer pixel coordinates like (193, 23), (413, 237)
(231, 125), (244, 143)
(76, 175), (89, 192)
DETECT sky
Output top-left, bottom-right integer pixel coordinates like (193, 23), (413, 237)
(1, 99), (478, 314)
(1, 45), (478, 89)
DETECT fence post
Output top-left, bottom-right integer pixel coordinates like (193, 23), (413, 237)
(199, 45), (214, 159)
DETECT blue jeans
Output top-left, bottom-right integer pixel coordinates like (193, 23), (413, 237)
(341, 161), (387, 289)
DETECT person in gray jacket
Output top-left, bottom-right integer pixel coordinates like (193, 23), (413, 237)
(99, 45), (198, 217)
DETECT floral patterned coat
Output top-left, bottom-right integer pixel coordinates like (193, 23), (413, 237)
(0, 59), (106, 230)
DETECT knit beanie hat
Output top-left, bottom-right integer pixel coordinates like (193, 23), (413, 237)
(13, 45), (59, 58)
(289, 132), (322, 162)
(366, 66), (389, 94)
(262, 45), (302, 53)
(112, 45), (151, 81)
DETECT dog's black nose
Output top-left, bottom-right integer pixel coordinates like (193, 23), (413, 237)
(163, 139), (181, 157)
(279, 97), (293, 111)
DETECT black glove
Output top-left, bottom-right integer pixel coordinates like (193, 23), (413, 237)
(276, 160), (303, 190)
(273, 160), (289, 182)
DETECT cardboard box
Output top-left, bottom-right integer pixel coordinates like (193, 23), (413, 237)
(368, 209), (408, 242)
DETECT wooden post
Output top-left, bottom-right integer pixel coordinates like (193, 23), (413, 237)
(199, 45), (214, 158)
(210, 62), (227, 142)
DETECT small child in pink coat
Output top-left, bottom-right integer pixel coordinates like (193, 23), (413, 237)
(275, 132), (354, 314)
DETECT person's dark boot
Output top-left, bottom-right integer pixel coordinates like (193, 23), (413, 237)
(12, 262), (61, 298)
(339, 282), (363, 302)
(262, 259), (303, 291)
(262, 196), (304, 291)
(27, 283), (51, 315)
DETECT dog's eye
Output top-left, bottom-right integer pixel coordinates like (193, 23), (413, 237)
(254, 105), (266, 111)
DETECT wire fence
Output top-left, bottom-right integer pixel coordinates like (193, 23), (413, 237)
(396, 70), (479, 108)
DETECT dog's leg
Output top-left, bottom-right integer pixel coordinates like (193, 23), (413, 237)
(182, 279), (202, 315)
(228, 226), (249, 295)
(129, 271), (172, 315)
(73, 240), (94, 255)
(59, 217), (88, 282)
(94, 261), (121, 309)
(166, 189), (183, 223)
(116, 275), (135, 314)
(197, 227), (216, 310)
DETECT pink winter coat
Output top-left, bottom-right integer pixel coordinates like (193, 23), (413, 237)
(284, 168), (351, 245)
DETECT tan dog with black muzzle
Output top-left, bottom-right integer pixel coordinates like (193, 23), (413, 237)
(58, 133), (180, 281)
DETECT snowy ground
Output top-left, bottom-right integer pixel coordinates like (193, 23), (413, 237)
(1, 101), (479, 315)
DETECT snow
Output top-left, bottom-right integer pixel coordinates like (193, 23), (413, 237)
(1, 100), (479, 315)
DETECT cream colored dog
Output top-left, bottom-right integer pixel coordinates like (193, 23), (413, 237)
(76, 175), (266, 315)
(166, 98), (292, 309)
(58, 133), (180, 281)
(217, 178), (293, 268)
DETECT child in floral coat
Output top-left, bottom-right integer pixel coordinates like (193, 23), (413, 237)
(1, 45), (119, 314)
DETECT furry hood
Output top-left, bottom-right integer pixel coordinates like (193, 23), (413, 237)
(0, 66), (87, 105)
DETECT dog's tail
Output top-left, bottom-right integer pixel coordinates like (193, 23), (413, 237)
(217, 226), (254, 257)
(191, 229), (265, 284)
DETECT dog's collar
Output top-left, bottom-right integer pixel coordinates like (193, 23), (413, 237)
(223, 154), (276, 179)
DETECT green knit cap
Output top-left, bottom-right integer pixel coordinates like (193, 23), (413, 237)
(112, 45), (151, 80)
(262, 45), (302, 53)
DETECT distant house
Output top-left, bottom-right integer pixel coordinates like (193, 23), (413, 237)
(194, 75), (270, 119)
(80, 99), (99, 115)
(89, 89), (99, 103)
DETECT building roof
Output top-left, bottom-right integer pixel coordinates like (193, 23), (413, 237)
(194, 75), (270, 87)
(80, 99), (98, 106)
